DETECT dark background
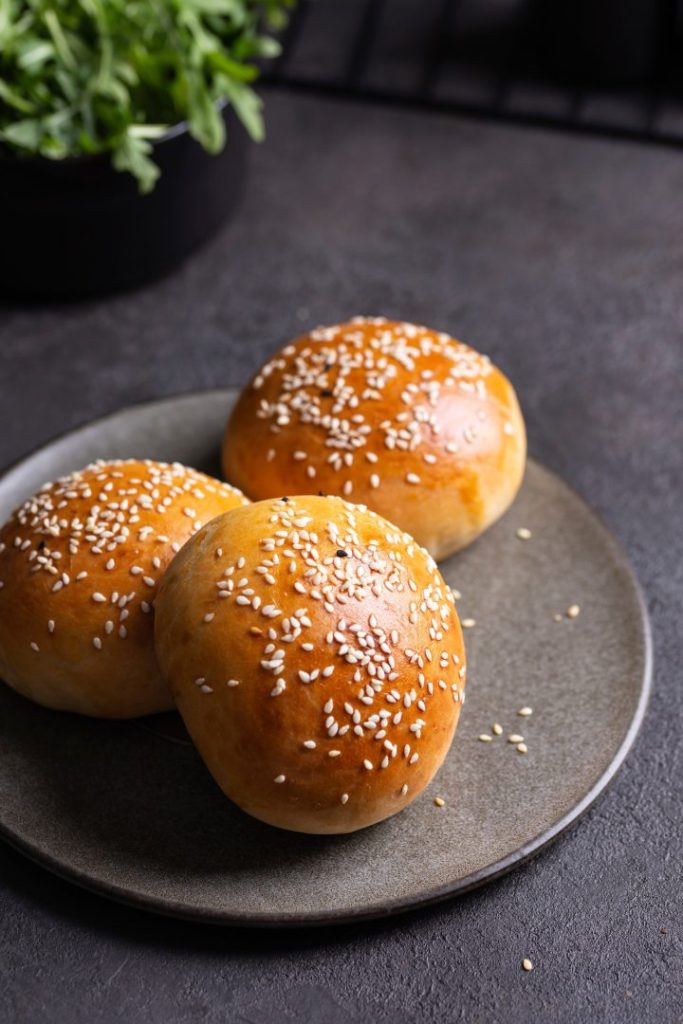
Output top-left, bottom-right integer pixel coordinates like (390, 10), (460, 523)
(1, 54), (682, 1024)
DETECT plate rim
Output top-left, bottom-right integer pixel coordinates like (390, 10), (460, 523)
(0, 388), (653, 928)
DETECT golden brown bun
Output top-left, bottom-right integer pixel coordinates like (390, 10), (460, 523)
(154, 495), (466, 834)
(0, 460), (248, 718)
(223, 317), (526, 560)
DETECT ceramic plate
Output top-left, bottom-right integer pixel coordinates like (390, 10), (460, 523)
(0, 391), (651, 926)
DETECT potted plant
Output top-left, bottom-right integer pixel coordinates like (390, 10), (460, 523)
(0, 0), (293, 297)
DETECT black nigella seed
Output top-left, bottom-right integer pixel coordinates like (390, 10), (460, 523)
(281, 496), (289, 502)
(321, 389), (333, 397)
(336, 549), (349, 558)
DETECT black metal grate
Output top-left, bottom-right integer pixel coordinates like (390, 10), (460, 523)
(264, 0), (683, 147)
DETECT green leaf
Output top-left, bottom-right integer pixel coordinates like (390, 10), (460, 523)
(0, 78), (35, 114)
(220, 76), (263, 142)
(112, 131), (160, 193)
(0, 117), (43, 150)
(186, 71), (225, 152)
(207, 51), (259, 82)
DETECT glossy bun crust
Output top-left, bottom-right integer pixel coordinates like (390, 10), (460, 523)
(223, 317), (526, 560)
(0, 460), (248, 718)
(154, 495), (466, 834)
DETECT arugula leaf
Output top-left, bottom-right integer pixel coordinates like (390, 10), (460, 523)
(113, 131), (160, 193)
(0, 0), (294, 191)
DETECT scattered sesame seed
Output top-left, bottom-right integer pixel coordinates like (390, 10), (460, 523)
(203, 612), (215, 623)
(92, 637), (102, 650)
(401, 784), (409, 796)
(516, 527), (532, 540)
(461, 618), (476, 629)
(492, 723), (503, 735)
(406, 473), (421, 485)
(274, 775), (286, 784)
(478, 734), (493, 743)
(30, 641), (39, 652)
(567, 604), (581, 618)
(518, 707), (533, 717)
(434, 796), (445, 807)
(303, 740), (316, 749)
(522, 959), (533, 972)
(517, 742), (528, 754)
(328, 750), (341, 758)
(508, 734), (525, 744)
(340, 793), (349, 804)
(226, 679), (240, 687)
(363, 759), (373, 771)
(47, 620), (55, 634)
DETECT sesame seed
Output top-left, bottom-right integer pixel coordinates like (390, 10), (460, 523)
(226, 679), (240, 687)
(406, 473), (420, 485)
(461, 618), (476, 629)
(434, 797), (445, 807)
(93, 637), (102, 650)
(328, 750), (341, 758)
(47, 620), (55, 634)
(478, 734), (493, 743)
(92, 592), (106, 603)
(508, 734), (525, 744)
(274, 775), (286, 784)
(340, 793), (349, 804)
(516, 527), (532, 540)
(492, 723), (503, 735)
(30, 641), (39, 652)
(567, 604), (581, 618)
(401, 784), (409, 796)
(518, 707), (533, 717)
(522, 959), (533, 972)
(363, 759), (373, 771)
(303, 740), (316, 749)
(517, 742), (528, 754)
(105, 558), (115, 570)
(203, 612), (215, 623)
(369, 474), (380, 489)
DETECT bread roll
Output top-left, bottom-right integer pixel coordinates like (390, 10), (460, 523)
(222, 317), (526, 560)
(154, 494), (466, 834)
(0, 459), (248, 718)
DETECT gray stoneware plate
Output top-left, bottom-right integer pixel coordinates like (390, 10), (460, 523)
(0, 390), (652, 927)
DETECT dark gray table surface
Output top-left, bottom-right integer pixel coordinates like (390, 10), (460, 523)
(0, 91), (681, 1024)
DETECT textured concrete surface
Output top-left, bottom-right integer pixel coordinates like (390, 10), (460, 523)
(0, 91), (681, 1022)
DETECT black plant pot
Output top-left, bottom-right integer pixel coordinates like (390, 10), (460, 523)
(0, 109), (246, 299)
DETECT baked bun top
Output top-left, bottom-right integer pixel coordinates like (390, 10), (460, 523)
(222, 317), (526, 560)
(0, 459), (248, 718)
(154, 494), (466, 834)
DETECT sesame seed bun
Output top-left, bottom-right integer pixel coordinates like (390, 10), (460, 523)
(222, 317), (526, 560)
(0, 460), (248, 719)
(154, 495), (466, 834)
